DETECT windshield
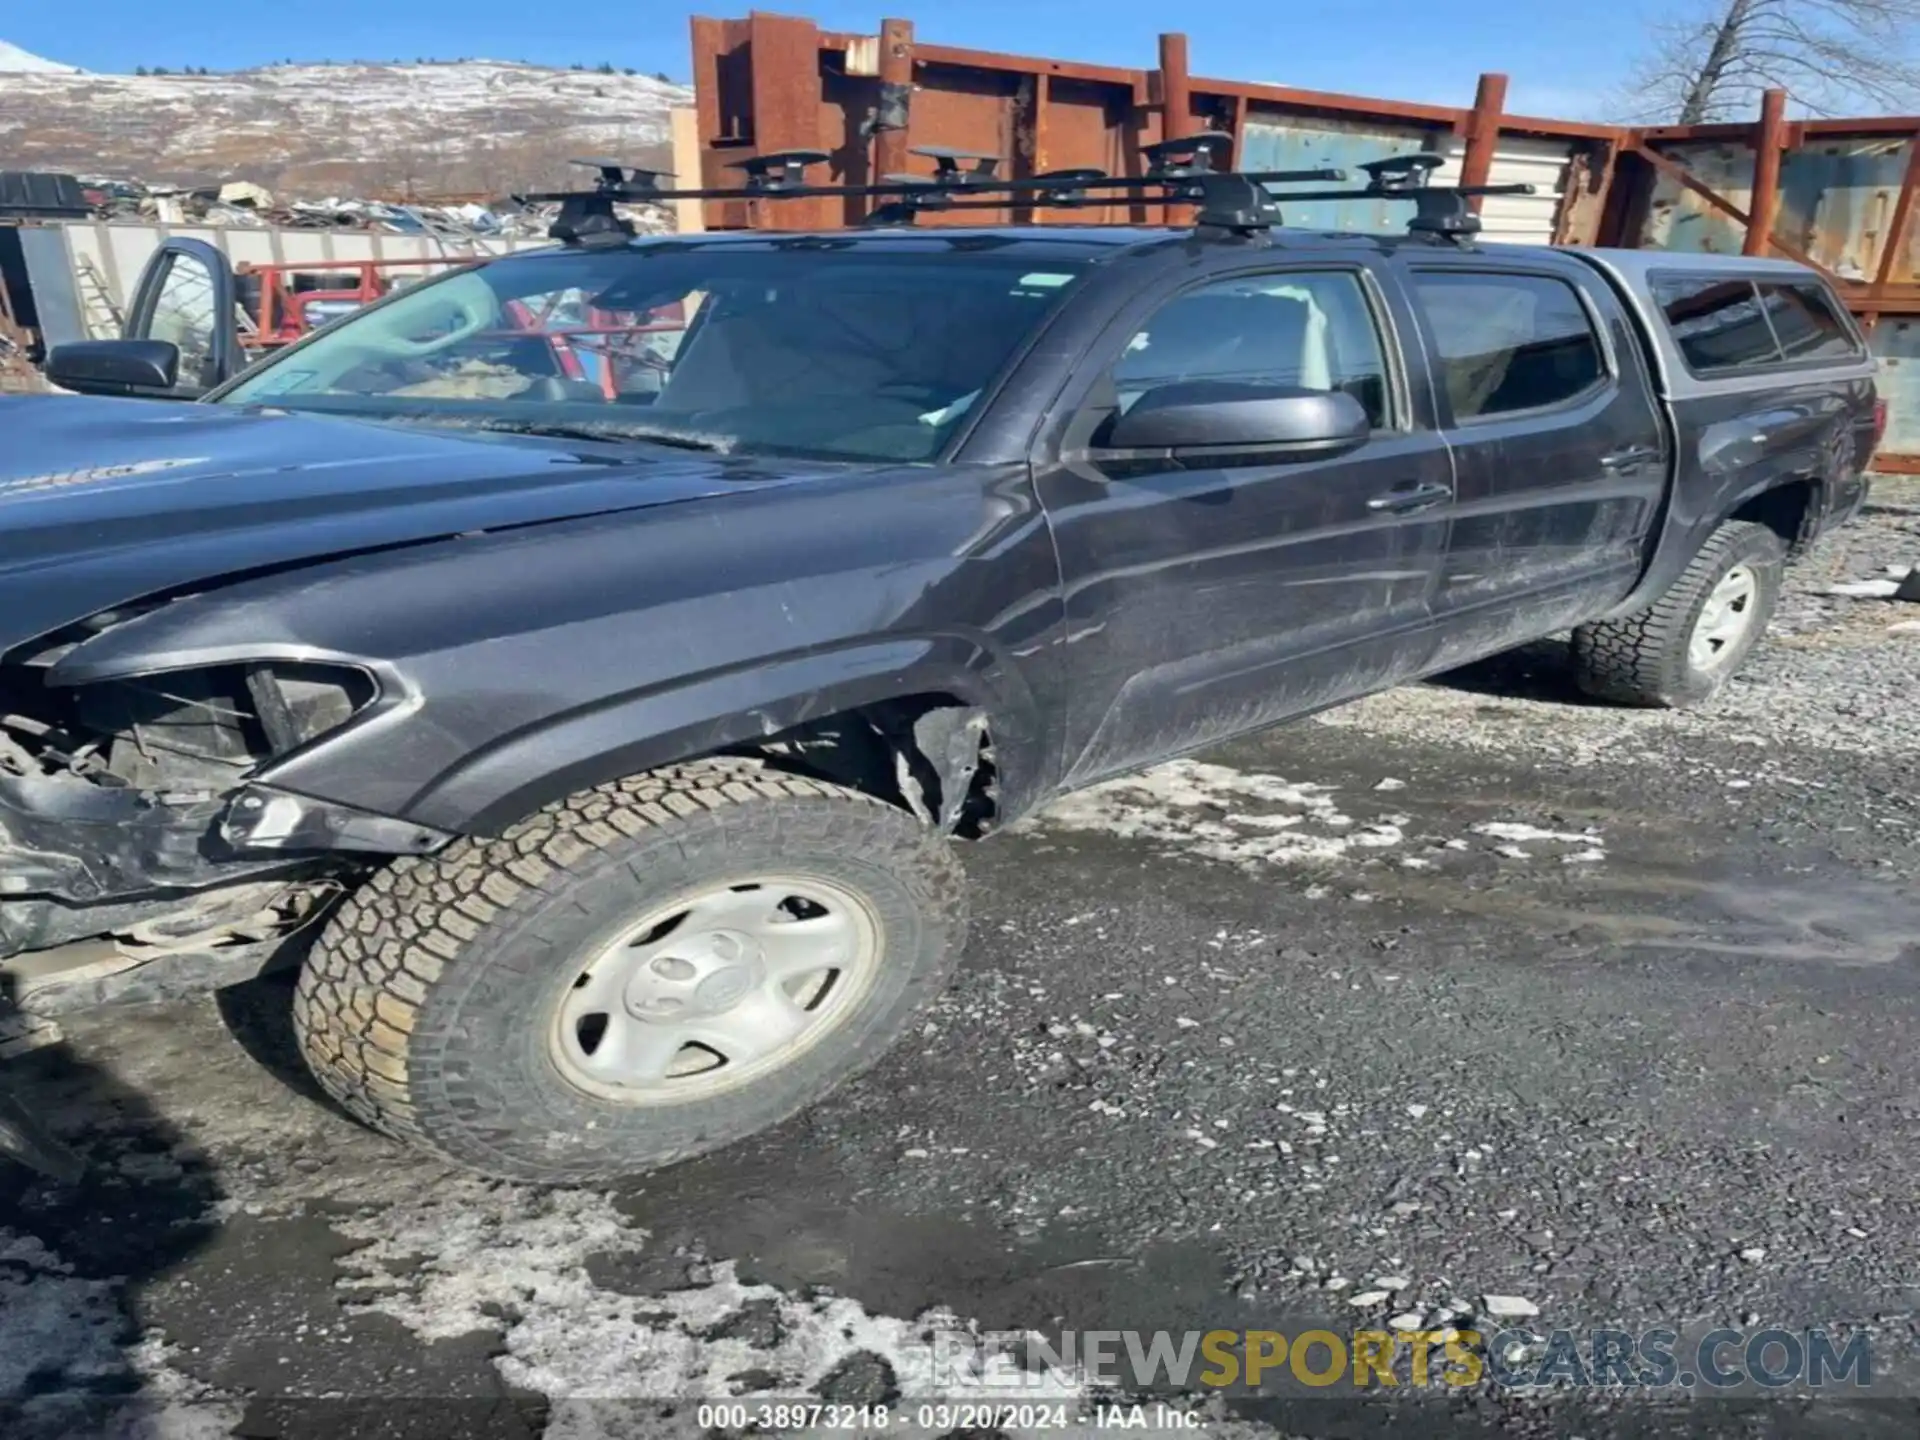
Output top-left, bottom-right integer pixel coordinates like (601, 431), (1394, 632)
(217, 246), (1091, 462)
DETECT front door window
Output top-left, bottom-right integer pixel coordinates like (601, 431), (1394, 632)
(143, 253), (221, 389)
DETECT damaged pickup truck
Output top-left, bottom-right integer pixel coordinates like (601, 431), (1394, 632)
(0, 199), (1881, 1182)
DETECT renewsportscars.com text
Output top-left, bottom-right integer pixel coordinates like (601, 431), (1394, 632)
(931, 1326), (1873, 1393)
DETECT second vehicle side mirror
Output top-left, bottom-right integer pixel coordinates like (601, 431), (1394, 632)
(44, 340), (190, 400)
(1103, 381), (1371, 457)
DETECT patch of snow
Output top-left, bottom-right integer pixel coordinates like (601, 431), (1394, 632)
(0, 40), (80, 74)
(1481, 1294), (1540, 1319)
(1473, 822), (1597, 846)
(1036, 759), (1389, 867)
(0, 1229), (123, 1399)
(1825, 578), (1900, 598)
(0, 1226), (241, 1438)
(332, 1181), (1086, 1407)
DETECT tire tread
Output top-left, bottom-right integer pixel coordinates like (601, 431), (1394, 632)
(1571, 519), (1784, 708)
(293, 759), (925, 1176)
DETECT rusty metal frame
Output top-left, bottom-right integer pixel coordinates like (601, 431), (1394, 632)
(687, 11), (1920, 464)
(1624, 138), (1834, 276)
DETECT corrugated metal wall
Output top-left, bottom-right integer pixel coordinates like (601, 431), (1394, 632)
(1237, 116), (1571, 243)
(1238, 115), (1442, 233)
(1432, 135), (1573, 245)
(1869, 316), (1920, 454)
(1636, 136), (1916, 283)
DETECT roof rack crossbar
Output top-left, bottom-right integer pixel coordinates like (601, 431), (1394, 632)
(509, 146), (1528, 245)
(516, 163), (1348, 237)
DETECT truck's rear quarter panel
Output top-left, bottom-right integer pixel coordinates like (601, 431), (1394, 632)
(1568, 250), (1880, 617)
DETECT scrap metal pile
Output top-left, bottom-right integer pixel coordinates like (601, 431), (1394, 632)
(72, 175), (673, 239)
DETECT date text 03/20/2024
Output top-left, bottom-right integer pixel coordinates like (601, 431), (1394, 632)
(691, 1404), (1196, 1430)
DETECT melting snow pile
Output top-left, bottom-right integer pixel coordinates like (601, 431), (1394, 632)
(332, 1181), (1085, 1413)
(1037, 759), (1605, 870)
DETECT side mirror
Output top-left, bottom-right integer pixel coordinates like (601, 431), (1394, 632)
(44, 340), (188, 399)
(1104, 381), (1371, 457)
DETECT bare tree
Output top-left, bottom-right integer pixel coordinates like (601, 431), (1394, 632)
(1622, 0), (1920, 121)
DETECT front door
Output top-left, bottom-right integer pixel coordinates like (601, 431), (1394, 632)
(122, 238), (244, 396)
(1034, 263), (1454, 787)
(1402, 263), (1669, 669)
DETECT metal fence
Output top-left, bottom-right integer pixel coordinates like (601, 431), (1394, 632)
(681, 11), (1920, 470)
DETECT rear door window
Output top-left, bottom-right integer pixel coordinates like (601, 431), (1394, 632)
(1409, 271), (1606, 422)
(1761, 281), (1860, 362)
(1651, 274), (1862, 373)
(1651, 277), (1779, 373)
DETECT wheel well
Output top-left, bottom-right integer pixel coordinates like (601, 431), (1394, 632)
(1731, 479), (1819, 553)
(730, 694), (999, 838)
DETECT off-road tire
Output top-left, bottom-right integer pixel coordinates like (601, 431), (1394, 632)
(1571, 519), (1786, 708)
(292, 758), (967, 1184)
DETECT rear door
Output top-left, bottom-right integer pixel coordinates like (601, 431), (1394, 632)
(1032, 258), (1455, 787)
(1400, 258), (1668, 669)
(121, 237), (245, 395)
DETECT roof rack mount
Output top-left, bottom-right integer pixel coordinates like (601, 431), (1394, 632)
(512, 145), (1531, 245)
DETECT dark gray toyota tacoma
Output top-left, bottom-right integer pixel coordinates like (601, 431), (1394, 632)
(0, 192), (1881, 1181)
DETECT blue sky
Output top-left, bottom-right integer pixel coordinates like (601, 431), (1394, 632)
(5, 0), (1658, 120)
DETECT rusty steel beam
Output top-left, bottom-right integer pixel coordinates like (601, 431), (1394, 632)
(1745, 88), (1788, 257)
(1157, 32), (1194, 139)
(1195, 76), (1463, 129)
(688, 16), (748, 230)
(1628, 140), (1835, 277)
(1458, 72), (1509, 214)
(874, 17), (916, 180)
(1872, 134), (1920, 292)
(1157, 32), (1194, 224)
(911, 39), (1142, 92)
(1641, 115), (1920, 142)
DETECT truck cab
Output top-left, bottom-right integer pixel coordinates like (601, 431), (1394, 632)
(6, 148), (1881, 1184)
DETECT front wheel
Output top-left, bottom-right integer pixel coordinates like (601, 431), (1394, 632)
(1571, 519), (1786, 708)
(292, 759), (967, 1184)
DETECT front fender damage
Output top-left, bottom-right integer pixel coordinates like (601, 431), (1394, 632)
(905, 706), (990, 832)
(0, 622), (436, 1007)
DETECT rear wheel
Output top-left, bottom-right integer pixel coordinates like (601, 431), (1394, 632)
(292, 758), (967, 1184)
(1571, 519), (1785, 708)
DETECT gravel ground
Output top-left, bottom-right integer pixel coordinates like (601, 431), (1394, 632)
(3, 482), (1918, 1440)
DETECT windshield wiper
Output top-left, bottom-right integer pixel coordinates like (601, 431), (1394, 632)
(464, 417), (730, 453)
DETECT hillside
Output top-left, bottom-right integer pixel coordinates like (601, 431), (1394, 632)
(0, 40), (80, 73)
(0, 55), (689, 200)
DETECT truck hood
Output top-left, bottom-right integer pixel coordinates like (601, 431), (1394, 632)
(0, 395), (828, 652)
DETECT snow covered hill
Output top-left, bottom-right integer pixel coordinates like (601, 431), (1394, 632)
(0, 58), (688, 199)
(0, 40), (82, 73)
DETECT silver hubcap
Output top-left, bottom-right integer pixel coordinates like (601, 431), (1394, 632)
(548, 877), (879, 1103)
(1690, 564), (1761, 672)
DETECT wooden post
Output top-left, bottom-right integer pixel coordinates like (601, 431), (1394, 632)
(1458, 71), (1508, 214)
(874, 17), (915, 180)
(1745, 87), (1788, 256)
(669, 107), (705, 234)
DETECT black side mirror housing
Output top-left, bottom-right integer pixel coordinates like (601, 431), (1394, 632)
(1104, 381), (1371, 456)
(44, 340), (187, 399)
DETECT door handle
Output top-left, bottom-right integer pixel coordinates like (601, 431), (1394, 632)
(1366, 481), (1453, 513)
(1599, 445), (1662, 471)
